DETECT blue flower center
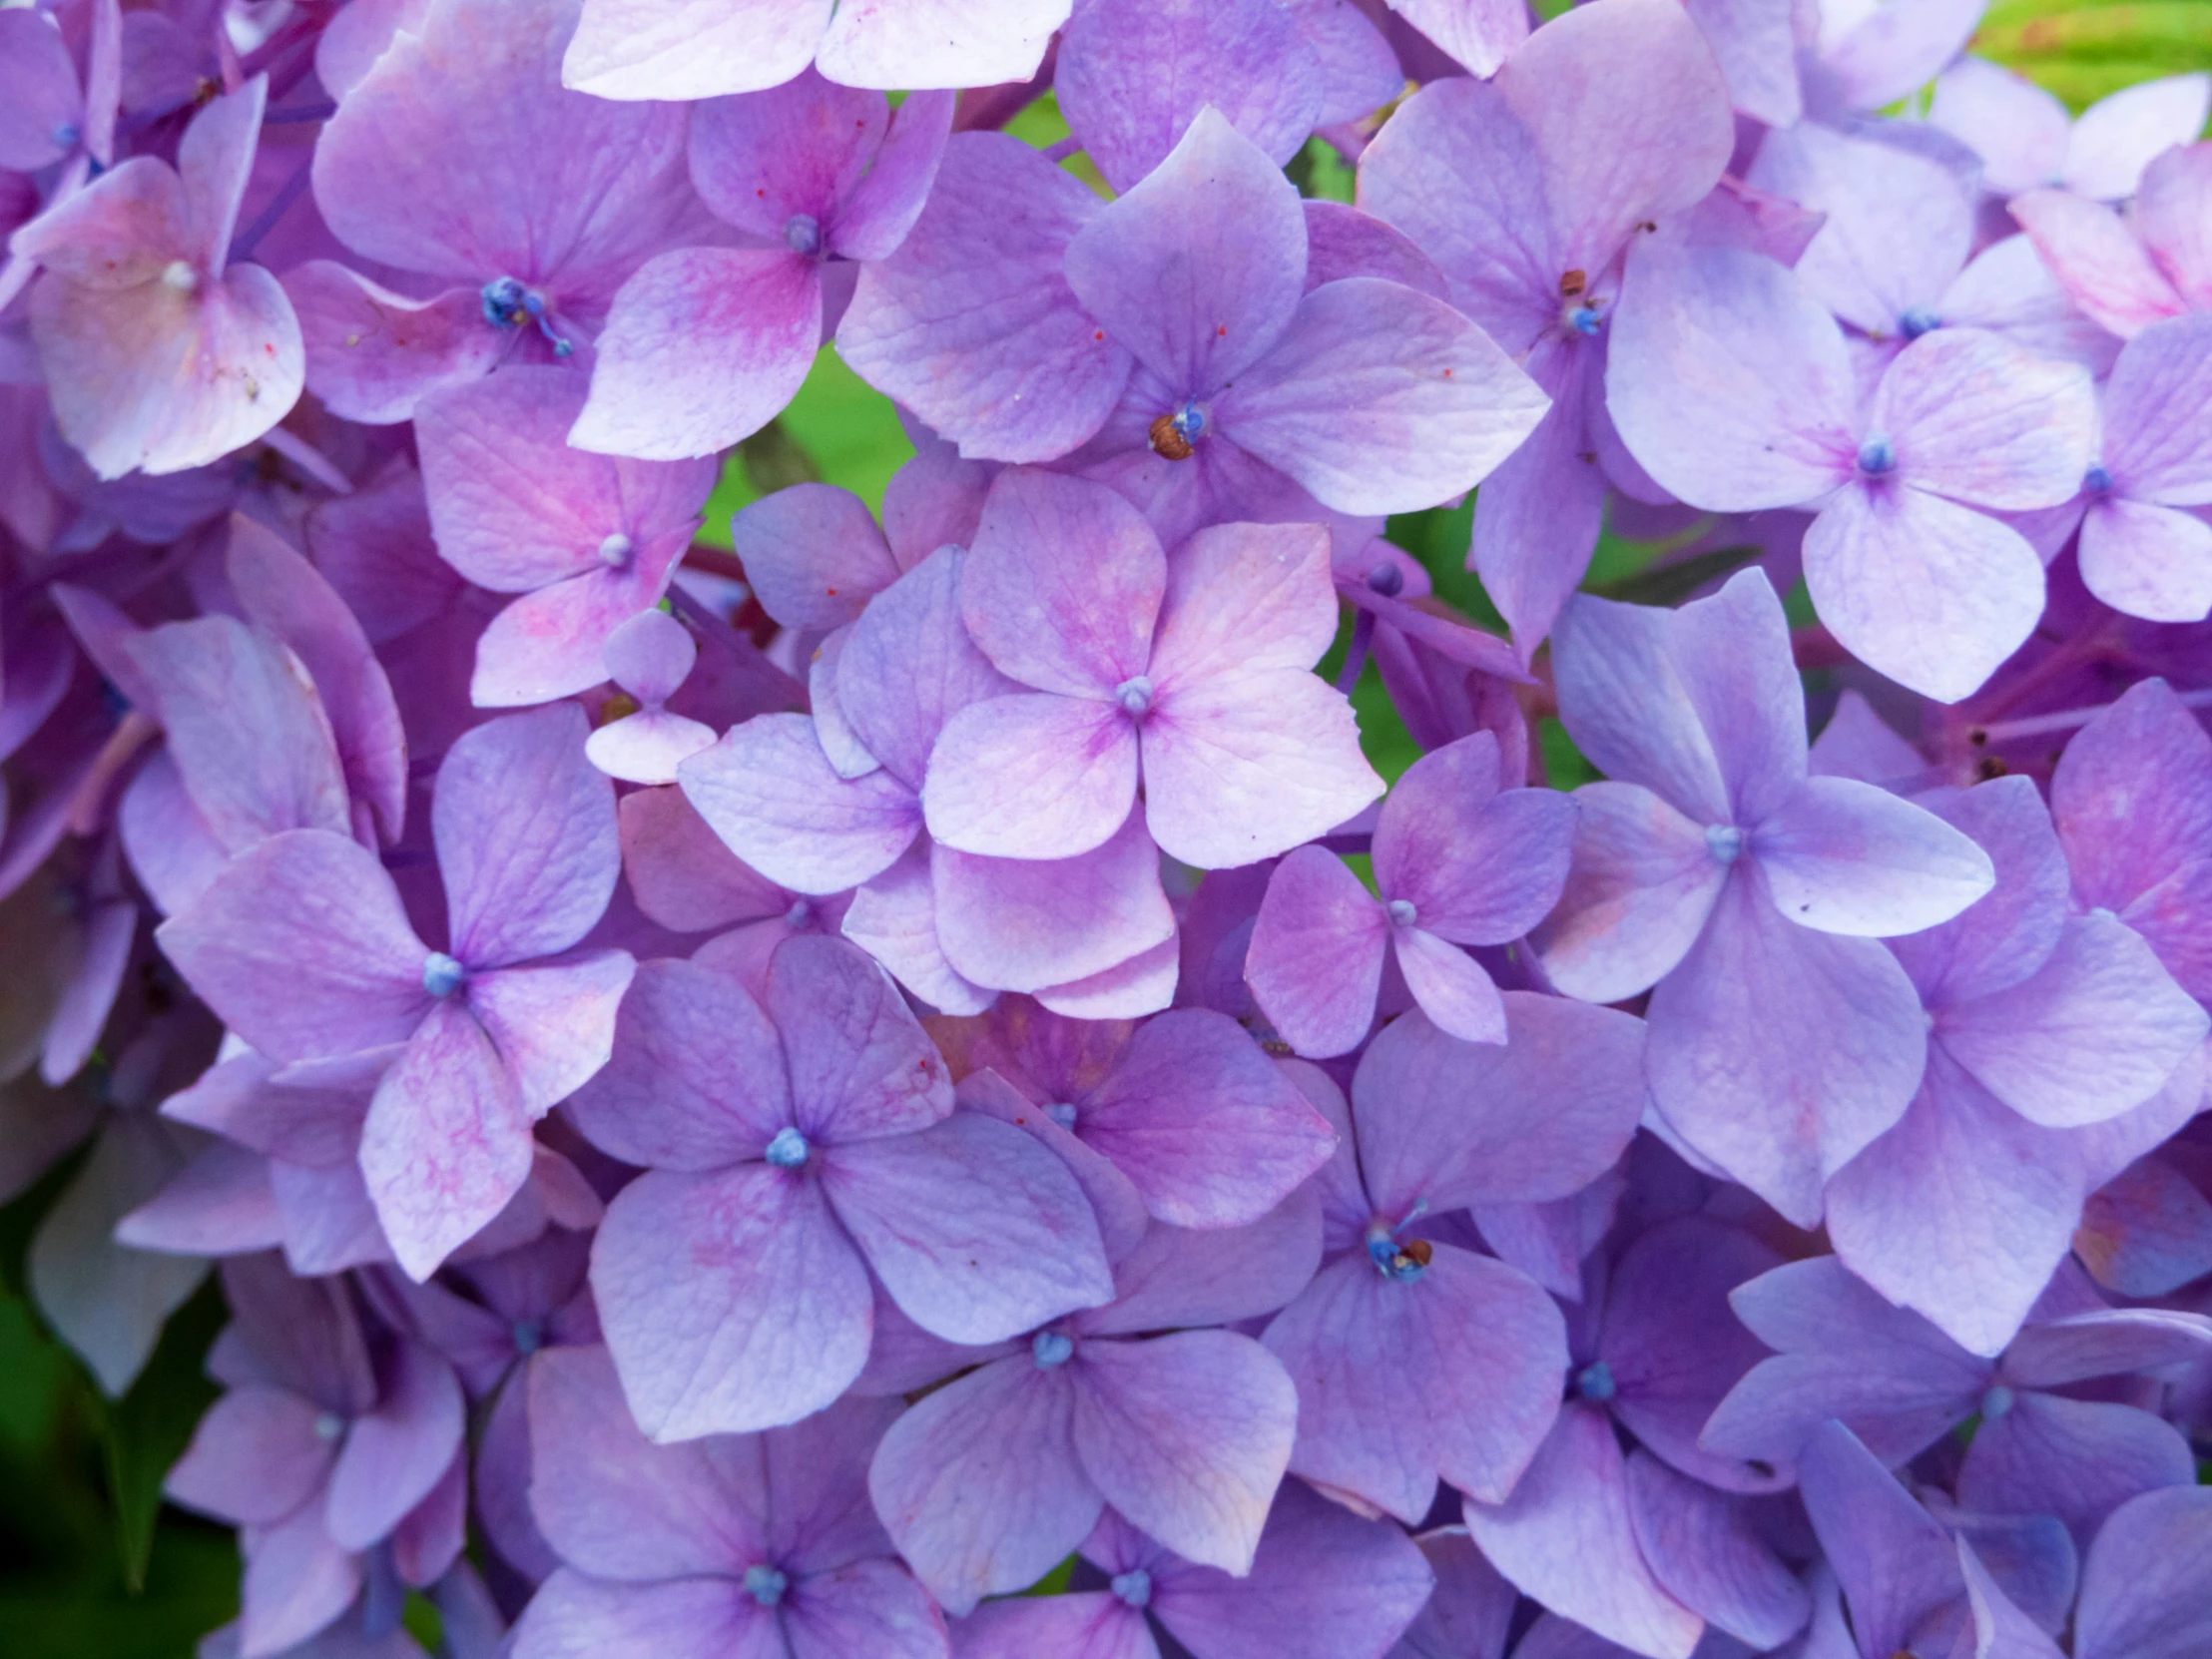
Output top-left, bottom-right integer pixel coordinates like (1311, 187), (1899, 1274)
(512, 1320), (544, 1356)
(1385, 898), (1418, 927)
(743, 1564), (789, 1606)
(1980, 1384), (2014, 1420)
(52, 122), (80, 151)
(785, 898), (815, 929)
(1111, 1569), (1153, 1608)
(1366, 1210), (1431, 1283)
(764, 1127), (810, 1169)
(1366, 562), (1404, 597)
(1857, 432), (1897, 477)
(1576, 1361), (1617, 1402)
(2084, 464), (2112, 495)
(597, 532), (633, 568)
(1899, 306), (1940, 339)
(1032, 1330), (1075, 1369)
(312, 1411), (346, 1441)
(1569, 305), (1604, 336)
(480, 276), (573, 357)
(1116, 676), (1154, 718)
(422, 952), (467, 998)
(1046, 1102), (1078, 1129)
(784, 214), (822, 255)
(1705, 825), (1744, 863)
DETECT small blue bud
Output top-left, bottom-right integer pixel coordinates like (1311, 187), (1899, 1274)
(1980, 1383), (2015, 1420)
(1857, 432), (1897, 476)
(1033, 1330), (1075, 1369)
(743, 1564), (789, 1606)
(2084, 464), (2112, 495)
(1116, 676), (1155, 718)
(1046, 1102), (1079, 1129)
(480, 276), (529, 327)
(784, 214), (822, 256)
(313, 1411), (346, 1441)
(1576, 1361), (1617, 1403)
(1570, 305), (1603, 336)
(422, 952), (467, 998)
(765, 1127), (811, 1169)
(1705, 825), (1744, 863)
(1386, 898), (1418, 927)
(1171, 400), (1207, 440)
(512, 1321), (543, 1356)
(52, 123), (81, 151)
(785, 898), (815, 930)
(1111, 1569), (1153, 1609)
(1899, 306), (1940, 339)
(1366, 562), (1405, 597)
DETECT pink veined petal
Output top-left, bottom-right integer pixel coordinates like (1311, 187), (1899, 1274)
(324, 1340), (465, 1551)
(281, 266), (506, 427)
(358, 1000), (538, 1282)
(838, 842), (999, 1017)
(2065, 76), (2212, 201)
(1381, 739), (1578, 941)
(1463, 1406), (1704, 1659)
(1625, 1451), (1811, 1648)
(1355, 994), (1646, 1217)
(464, 951), (635, 1119)
(525, 1343), (769, 1581)
(2136, 145), (2212, 310)
(1302, 201), (1453, 302)
(1824, 1051), (2085, 1360)
(1495, 0), (1735, 276)
(2102, 312), (2212, 505)
(1149, 520), (1339, 690)
(2010, 189), (2186, 340)
(824, 1113), (1112, 1346)
(177, 74), (265, 274)
(1392, 927), (1506, 1045)
(687, 70), (885, 238)
(832, 90), (958, 265)
(815, 0), (1070, 91)
(931, 811), (1176, 994)
(838, 133), (1132, 464)
(1065, 106), (1308, 392)
(766, 933), (954, 1144)
(962, 468), (1167, 698)
(1056, 0), (1327, 195)
(1033, 934), (1182, 1019)
(867, 1357), (1100, 1616)
(1644, 864), (1930, 1230)
(1264, 1244), (1568, 1521)
(155, 830), (431, 1062)
(1752, 775), (1995, 938)
(922, 693), (1142, 861)
(562, 0), (830, 101)
(1220, 275), (1552, 518)
(1246, 845), (1390, 1059)
(1873, 328), (2096, 511)
(1936, 913), (2209, 1129)
(28, 257), (303, 481)
(1536, 782), (1731, 1004)
(10, 154), (189, 289)
(1605, 241), (1858, 513)
(564, 956), (791, 1171)
(2078, 497), (2212, 624)
(839, 547), (1016, 792)
(591, 1162), (873, 1440)
(1803, 483), (2047, 705)
(434, 705), (620, 967)
(1070, 1331), (1298, 1576)
(587, 708), (721, 786)
(731, 481), (902, 633)
(1140, 669), (1382, 869)
(570, 247), (823, 460)
(681, 714), (923, 895)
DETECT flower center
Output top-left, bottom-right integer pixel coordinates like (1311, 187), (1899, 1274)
(1111, 1569), (1153, 1609)
(1385, 898), (1418, 927)
(422, 952), (467, 998)
(161, 260), (199, 292)
(512, 1320), (544, 1356)
(764, 1127), (810, 1169)
(1980, 1384), (2014, 1420)
(1567, 303), (1603, 336)
(1045, 1101), (1078, 1129)
(785, 898), (815, 930)
(312, 1411), (346, 1441)
(2084, 464), (2112, 495)
(480, 275), (573, 357)
(1032, 1330), (1075, 1368)
(1366, 1212), (1432, 1283)
(1575, 1361), (1617, 1402)
(1899, 306), (1940, 339)
(1857, 432), (1897, 477)
(743, 1564), (789, 1606)
(1115, 676), (1154, 718)
(1147, 400), (1206, 461)
(597, 532), (634, 567)
(783, 214), (822, 255)
(1366, 562), (1404, 597)
(1705, 825), (1744, 863)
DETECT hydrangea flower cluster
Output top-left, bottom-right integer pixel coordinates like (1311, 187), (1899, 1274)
(3, 2), (2211, 1657)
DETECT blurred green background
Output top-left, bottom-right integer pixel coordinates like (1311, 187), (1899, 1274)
(4, 9), (2204, 1653)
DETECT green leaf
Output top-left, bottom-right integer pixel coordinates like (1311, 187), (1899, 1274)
(1977, 1), (2212, 108)
(1538, 718), (1601, 789)
(697, 344), (915, 545)
(90, 1278), (225, 1593)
